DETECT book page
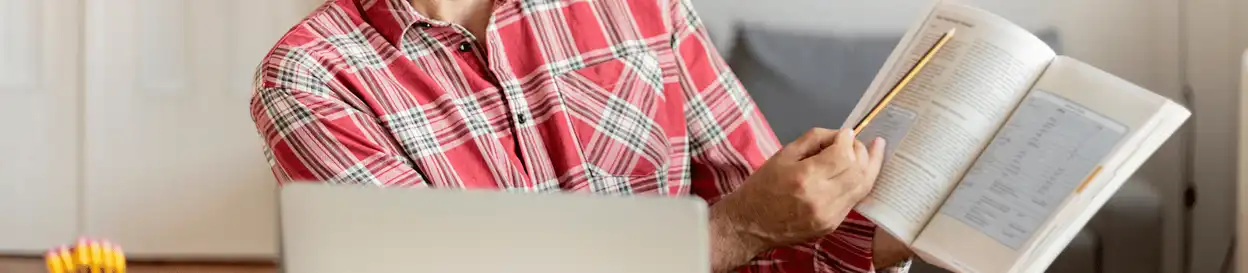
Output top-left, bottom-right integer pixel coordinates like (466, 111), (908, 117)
(850, 2), (1057, 243)
(911, 57), (1190, 273)
(936, 90), (1127, 249)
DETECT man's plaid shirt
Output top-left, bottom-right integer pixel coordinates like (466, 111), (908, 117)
(250, 0), (909, 272)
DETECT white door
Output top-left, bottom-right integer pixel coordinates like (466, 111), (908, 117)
(1185, 0), (1248, 271)
(83, 0), (315, 258)
(1229, 3), (1248, 273)
(0, 0), (83, 254)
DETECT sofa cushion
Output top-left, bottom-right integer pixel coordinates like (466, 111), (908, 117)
(725, 26), (894, 143)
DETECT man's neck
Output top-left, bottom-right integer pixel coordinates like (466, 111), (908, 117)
(409, 0), (493, 39)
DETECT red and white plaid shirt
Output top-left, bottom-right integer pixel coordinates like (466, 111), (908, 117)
(251, 0), (908, 272)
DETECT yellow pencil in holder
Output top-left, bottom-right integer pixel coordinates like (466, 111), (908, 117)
(100, 241), (115, 272)
(45, 249), (65, 273)
(112, 244), (127, 273)
(74, 238), (90, 270)
(49, 237), (126, 273)
(89, 240), (104, 273)
(57, 247), (76, 272)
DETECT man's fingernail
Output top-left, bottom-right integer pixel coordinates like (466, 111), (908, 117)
(875, 137), (886, 145)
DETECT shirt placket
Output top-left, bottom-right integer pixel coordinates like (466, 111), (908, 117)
(480, 3), (561, 192)
(458, 27), (538, 189)
(412, 20), (531, 188)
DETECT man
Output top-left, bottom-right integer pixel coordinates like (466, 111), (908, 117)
(250, 0), (913, 272)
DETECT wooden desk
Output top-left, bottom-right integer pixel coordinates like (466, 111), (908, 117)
(0, 257), (276, 273)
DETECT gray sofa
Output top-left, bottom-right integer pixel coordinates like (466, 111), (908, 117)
(720, 24), (1163, 273)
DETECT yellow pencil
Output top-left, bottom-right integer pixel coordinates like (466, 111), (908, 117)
(89, 240), (103, 273)
(112, 245), (126, 273)
(75, 238), (90, 272)
(100, 241), (115, 273)
(58, 247), (76, 272)
(853, 28), (957, 135)
(46, 249), (65, 273)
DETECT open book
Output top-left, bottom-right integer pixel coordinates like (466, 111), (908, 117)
(841, 2), (1191, 273)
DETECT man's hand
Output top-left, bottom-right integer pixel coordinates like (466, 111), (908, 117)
(708, 128), (887, 271)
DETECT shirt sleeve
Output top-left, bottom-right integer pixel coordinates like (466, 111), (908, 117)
(250, 46), (427, 187)
(666, 1), (905, 272)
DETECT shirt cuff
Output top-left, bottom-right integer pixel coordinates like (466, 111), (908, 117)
(876, 258), (913, 273)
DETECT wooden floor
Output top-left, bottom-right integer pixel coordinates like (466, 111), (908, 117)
(0, 256), (277, 273)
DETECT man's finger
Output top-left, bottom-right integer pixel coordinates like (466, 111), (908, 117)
(854, 140), (868, 163)
(865, 137), (888, 180)
(833, 128), (855, 155)
(803, 128), (857, 177)
(778, 128), (839, 160)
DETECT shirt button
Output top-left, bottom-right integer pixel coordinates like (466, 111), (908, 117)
(515, 114), (528, 124)
(416, 22), (433, 28)
(457, 42), (472, 52)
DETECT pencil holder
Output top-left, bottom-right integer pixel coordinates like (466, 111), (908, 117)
(44, 237), (126, 273)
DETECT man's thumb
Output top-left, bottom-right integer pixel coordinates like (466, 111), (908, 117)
(778, 128), (840, 160)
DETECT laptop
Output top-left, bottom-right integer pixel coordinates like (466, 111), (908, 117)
(277, 183), (710, 273)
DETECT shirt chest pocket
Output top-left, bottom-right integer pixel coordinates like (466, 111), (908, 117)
(553, 51), (672, 178)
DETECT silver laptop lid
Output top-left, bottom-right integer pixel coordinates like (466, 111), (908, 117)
(278, 183), (709, 273)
